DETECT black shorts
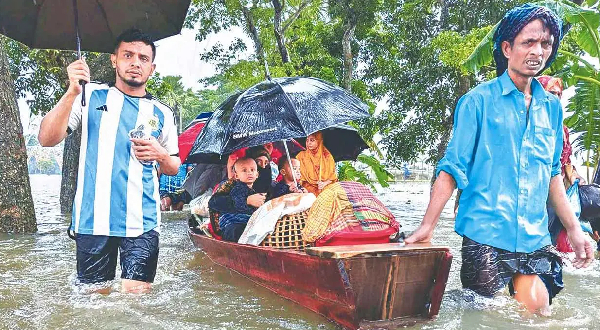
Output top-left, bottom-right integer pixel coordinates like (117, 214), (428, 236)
(460, 236), (563, 303)
(75, 230), (159, 284)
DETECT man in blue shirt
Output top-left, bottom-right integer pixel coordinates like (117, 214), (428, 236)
(406, 4), (594, 314)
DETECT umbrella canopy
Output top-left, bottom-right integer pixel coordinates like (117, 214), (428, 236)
(0, 0), (191, 53)
(178, 112), (212, 164)
(188, 76), (370, 161)
(294, 124), (368, 162)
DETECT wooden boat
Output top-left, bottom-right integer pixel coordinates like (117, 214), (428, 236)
(188, 224), (453, 329)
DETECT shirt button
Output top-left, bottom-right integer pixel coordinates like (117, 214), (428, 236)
(520, 110), (524, 114)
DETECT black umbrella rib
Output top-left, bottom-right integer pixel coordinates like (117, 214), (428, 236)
(272, 79), (307, 137)
(94, 0), (115, 43)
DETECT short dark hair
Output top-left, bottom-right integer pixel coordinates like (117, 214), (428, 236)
(278, 155), (296, 171)
(114, 28), (156, 60)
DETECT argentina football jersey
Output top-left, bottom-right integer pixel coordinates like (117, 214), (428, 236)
(67, 83), (178, 237)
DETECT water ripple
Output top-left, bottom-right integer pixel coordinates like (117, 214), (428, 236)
(0, 176), (599, 329)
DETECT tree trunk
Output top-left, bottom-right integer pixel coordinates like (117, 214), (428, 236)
(272, 0), (291, 64)
(0, 39), (37, 233)
(340, 3), (357, 91)
(173, 103), (182, 134)
(60, 129), (81, 214)
(241, 6), (265, 63)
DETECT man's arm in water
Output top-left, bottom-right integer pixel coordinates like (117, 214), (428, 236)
(38, 59), (89, 147)
(405, 171), (456, 243)
(548, 175), (594, 268)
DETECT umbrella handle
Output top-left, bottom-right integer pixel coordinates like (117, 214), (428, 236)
(80, 81), (86, 106)
(73, 0), (86, 106)
(283, 140), (298, 187)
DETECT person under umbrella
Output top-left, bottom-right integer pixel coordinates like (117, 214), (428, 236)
(245, 146), (274, 194)
(38, 29), (181, 293)
(296, 131), (338, 196)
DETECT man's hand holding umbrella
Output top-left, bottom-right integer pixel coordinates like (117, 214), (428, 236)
(38, 58), (91, 147)
(66, 58), (90, 95)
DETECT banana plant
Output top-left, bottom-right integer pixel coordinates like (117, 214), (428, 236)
(462, 0), (600, 181)
(338, 154), (393, 191)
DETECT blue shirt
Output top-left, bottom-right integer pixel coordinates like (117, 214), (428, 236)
(437, 71), (563, 253)
(159, 164), (189, 196)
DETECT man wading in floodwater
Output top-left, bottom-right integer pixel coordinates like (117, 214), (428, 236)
(406, 4), (594, 314)
(38, 29), (181, 293)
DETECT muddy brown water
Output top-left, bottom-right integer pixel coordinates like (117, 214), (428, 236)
(0, 175), (598, 330)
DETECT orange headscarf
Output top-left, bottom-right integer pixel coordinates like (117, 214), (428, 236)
(296, 132), (337, 187)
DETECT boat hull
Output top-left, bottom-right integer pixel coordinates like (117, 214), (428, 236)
(188, 230), (452, 329)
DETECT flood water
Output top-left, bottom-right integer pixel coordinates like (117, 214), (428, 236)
(0, 175), (598, 330)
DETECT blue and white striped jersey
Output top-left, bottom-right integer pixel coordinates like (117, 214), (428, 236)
(68, 83), (178, 237)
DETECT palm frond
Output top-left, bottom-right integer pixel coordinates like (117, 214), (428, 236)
(565, 79), (600, 169)
(461, 22), (498, 73)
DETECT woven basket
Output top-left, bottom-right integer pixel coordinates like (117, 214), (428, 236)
(260, 211), (308, 250)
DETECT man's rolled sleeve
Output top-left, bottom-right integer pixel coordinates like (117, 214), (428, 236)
(551, 102), (564, 178)
(435, 94), (480, 190)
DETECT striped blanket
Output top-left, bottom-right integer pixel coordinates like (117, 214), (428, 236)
(302, 181), (399, 243)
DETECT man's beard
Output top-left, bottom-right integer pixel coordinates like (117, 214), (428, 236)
(117, 70), (147, 87)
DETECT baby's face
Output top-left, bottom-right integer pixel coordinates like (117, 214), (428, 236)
(283, 159), (301, 181)
(234, 159), (258, 184)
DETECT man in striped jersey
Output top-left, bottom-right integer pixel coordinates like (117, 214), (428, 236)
(38, 29), (181, 293)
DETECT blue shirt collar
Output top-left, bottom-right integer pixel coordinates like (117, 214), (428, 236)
(498, 70), (549, 101)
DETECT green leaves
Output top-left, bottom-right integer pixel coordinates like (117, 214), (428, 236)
(356, 154), (392, 188)
(337, 154), (393, 191)
(147, 74), (204, 128)
(461, 22), (497, 74)
(537, 0), (600, 57)
(565, 79), (600, 175)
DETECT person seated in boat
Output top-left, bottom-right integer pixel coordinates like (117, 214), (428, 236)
(296, 132), (337, 197)
(270, 155), (308, 199)
(245, 146), (274, 194)
(406, 4), (594, 315)
(218, 157), (266, 242)
(226, 148), (248, 180)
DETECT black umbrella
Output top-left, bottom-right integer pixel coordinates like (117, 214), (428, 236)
(294, 124), (368, 162)
(188, 76), (371, 161)
(0, 0), (191, 104)
(0, 0), (190, 53)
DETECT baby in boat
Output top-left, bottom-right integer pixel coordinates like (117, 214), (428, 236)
(270, 155), (308, 199)
(245, 146), (274, 194)
(217, 157), (266, 242)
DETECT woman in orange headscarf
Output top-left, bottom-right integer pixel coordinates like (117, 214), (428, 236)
(296, 131), (338, 196)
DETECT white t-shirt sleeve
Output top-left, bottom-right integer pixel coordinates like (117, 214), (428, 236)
(159, 110), (179, 156)
(67, 93), (84, 133)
